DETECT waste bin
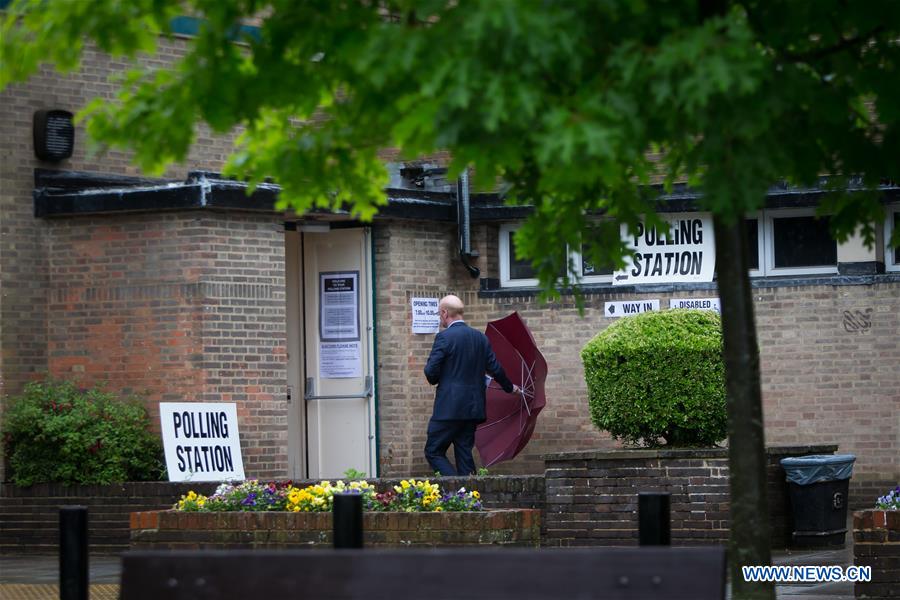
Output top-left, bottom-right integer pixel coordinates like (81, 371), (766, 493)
(780, 454), (856, 547)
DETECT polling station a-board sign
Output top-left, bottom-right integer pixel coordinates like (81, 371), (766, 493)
(613, 213), (715, 285)
(160, 403), (245, 482)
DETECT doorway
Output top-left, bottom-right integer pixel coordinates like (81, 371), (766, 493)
(285, 226), (377, 479)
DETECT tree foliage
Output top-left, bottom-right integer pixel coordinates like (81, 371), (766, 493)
(4, 3), (900, 597)
(5, 1), (898, 277)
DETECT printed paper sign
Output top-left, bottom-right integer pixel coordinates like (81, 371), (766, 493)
(411, 297), (440, 334)
(613, 213), (715, 285)
(320, 271), (360, 341)
(669, 297), (721, 313)
(160, 403), (245, 482)
(320, 341), (362, 378)
(604, 299), (660, 318)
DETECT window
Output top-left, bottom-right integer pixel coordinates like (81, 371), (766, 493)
(744, 216), (763, 276)
(499, 224), (613, 287)
(500, 209), (842, 288)
(758, 209), (838, 276)
(887, 204), (900, 273)
(575, 244), (615, 283)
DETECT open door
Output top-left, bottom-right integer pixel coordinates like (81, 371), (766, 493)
(302, 228), (376, 479)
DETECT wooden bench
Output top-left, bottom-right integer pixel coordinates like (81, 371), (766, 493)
(120, 546), (726, 599)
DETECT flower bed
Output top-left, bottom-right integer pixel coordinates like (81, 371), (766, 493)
(130, 478), (540, 549)
(853, 486), (899, 600)
(173, 479), (482, 513)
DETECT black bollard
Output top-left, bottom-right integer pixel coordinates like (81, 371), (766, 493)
(638, 492), (671, 546)
(60, 505), (89, 600)
(333, 493), (363, 549)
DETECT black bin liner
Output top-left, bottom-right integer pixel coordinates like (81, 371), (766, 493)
(780, 454), (856, 547)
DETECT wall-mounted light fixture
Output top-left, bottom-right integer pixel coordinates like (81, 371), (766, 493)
(33, 109), (74, 161)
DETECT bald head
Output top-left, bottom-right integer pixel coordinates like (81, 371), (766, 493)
(439, 294), (464, 327)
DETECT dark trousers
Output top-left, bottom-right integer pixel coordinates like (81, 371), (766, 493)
(424, 418), (478, 476)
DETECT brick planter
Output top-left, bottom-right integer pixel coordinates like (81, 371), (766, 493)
(0, 475), (543, 554)
(543, 444), (838, 547)
(130, 508), (541, 549)
(853, 509), (899, 599)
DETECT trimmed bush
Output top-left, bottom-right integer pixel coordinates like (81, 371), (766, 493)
(581, 309), (726, 447)
(2, 380), (165, 485)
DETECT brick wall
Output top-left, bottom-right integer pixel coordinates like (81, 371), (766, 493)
(0, 481), (218, 554)
(44, 211), (288, 478)
(130, 508), (540, 549)
(0, 39), (239, 482)
(0, 476), (543, 553)
(373, 220), (900, 501)
(853, 509), (900, 599)
(542, 446), (837, 548)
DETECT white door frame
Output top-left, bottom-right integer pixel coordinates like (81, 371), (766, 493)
(300, 227), (377, 479)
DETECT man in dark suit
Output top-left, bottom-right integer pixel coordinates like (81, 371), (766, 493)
(423, 295), (519, 476)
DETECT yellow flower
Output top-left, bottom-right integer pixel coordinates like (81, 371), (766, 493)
(400, 480), (410, 489)
(435, 506), (443, 512)
(472, 491), (480, 499)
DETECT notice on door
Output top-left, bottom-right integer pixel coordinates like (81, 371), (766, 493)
(411, 297), (440, 334)
(613, 213), (715, 285)
(320, 271), (360, 342)
(160, 402), (245, 482)
(320, 341), (362, 379)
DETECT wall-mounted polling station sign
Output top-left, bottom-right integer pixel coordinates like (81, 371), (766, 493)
(613, 213), (715, 285)
(160, 403), (245, 482)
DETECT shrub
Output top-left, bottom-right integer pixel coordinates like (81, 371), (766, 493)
(2, 380), (165, 485)
(581, 309), (727, 447)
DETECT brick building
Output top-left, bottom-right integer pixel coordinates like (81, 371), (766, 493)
(1, 34), (897, 502)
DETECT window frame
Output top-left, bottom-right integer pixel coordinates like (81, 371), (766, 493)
(499, 223), (541, 288)
(886, 203), (900, 273)
(762, 207), (838, 276)
(571, 245), (615, 285)
(745, 213), (764, 278)
(499, 223), (614, 288)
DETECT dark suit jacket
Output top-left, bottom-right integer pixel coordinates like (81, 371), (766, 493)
(424, 321), (514, 422)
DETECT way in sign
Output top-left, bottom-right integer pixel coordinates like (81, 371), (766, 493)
(604, 299), (660, 318)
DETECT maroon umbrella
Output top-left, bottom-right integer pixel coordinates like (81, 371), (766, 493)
(476, 312), (548, 466)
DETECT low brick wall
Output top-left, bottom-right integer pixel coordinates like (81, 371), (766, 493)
(543, 445), (838, 548)
(0, 481), (218, 554)
(853, 510), (900, 600)
(130, 508), (541, 549)
(0, 475), (543, 554)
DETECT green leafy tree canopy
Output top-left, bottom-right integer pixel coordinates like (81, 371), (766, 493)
(4, 1), (898, 282)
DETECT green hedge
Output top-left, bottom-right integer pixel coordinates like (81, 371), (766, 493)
(2, 380), (165, 485)
(581, 309), (726, 447)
